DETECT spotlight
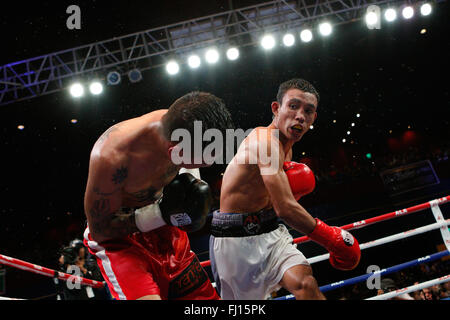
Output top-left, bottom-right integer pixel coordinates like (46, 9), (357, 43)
(106, 71), (121, 85)
(342, 138), (347, 143)
(365, 11), (379, 27)
(384, 8), (397, 22)
(187, 55), (201, 69)
(365, 5), (381, 29)
(205, 49), (219, 64)
(166, 61), (180, 75)
(89, 81), (103, 95)
(18, 125), (25, 130)
(69, 83), (84, 98)
(319, 22), (332, 36)
(402, 6), (414, 19)
(300, 29), (313, 42)
(420, 3), (432, 16)
(261, 34), (276, 50)
(283, 33), (295, 47)
(128, 69), (142, 83)
(226, 47), (239, 61)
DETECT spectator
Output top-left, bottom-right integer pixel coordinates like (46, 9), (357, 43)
(430, 284), (443, 300)
(441, 281), (450, 299)
(57, 240), (90, 300)
(377, 278), (414, 300)
(421, 287), (436, 300)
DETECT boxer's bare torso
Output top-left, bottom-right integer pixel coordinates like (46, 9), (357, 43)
(84, 110), (179, 243)
(220, 126), (292, 213)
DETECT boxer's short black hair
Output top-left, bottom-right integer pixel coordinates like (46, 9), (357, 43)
(162, 91), (234, 141)
(276, 78), (320, 105)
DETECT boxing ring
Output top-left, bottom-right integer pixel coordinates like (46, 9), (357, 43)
(0, 195), (449, 300)
(200, 195), (450, 300)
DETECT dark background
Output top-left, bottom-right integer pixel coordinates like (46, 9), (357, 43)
(0, 0), (449, 299)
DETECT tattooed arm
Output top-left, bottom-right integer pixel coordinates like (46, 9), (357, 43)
(84, 152), (138, 243)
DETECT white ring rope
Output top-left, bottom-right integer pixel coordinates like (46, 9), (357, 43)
(307, 219), (450, 265)
(366, 274), (450, 300)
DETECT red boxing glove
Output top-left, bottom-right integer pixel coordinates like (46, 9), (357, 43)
(308, 219), (361, 271)
(283, 161), (315, 201)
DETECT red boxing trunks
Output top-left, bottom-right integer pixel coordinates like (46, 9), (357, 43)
(84, 225), (219, 300)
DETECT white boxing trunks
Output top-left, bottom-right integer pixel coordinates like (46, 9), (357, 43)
(209, 210), (309, 300)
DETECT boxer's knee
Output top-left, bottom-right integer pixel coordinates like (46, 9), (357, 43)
(300, 275), (319, 292)
(291, 274), (318, 292)
(287, 274), (324, 299)
(280, 264), (325, 299)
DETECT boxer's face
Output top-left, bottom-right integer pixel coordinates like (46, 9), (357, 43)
(272, 88), (318, 142)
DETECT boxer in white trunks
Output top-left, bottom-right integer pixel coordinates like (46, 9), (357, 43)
(209, 78), (361, 300)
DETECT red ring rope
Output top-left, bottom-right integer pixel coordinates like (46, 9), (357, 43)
(0, 254), (104, 289)
(200, 195), (450, 268)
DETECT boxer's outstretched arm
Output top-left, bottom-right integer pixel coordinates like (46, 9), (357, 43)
(84, 154), (138, 243)
(255, 133), (316, 235)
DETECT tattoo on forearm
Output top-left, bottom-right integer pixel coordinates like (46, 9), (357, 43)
(89, 198), (138, 239)
(89, 198), (111, 235)
(92, 199), (111, 217)
(112, 166), (128, 184)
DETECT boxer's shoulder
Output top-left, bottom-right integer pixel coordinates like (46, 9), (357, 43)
(141, 109), (168, 121)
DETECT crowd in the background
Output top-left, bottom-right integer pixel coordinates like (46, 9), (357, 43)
(330, 258), (450, 300)
(313, 143), (450, 186)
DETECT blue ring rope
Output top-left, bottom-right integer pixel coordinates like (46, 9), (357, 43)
(274, 250), (450, 300)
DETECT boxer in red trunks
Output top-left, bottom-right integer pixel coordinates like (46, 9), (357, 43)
(83, 91), (233, 300)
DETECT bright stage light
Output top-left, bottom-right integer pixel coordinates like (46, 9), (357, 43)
(166, 61), (179, 75)
(300, 29), (313, 42)
(261, 34), (275, 50)
(188, 55), (201, 69)
(402, 6), (414, 19)
(384, 8), (397, 22)
(420, 3), (432, 16)
(226, 47), (239, 61)
(69, 83), (84, 98)
(365, 11), (379, 27)
(319, 22), (332, 36)
(89, 81), (103, 95)
(283, 33), (295, 47)
(205, 49), (219, 64)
